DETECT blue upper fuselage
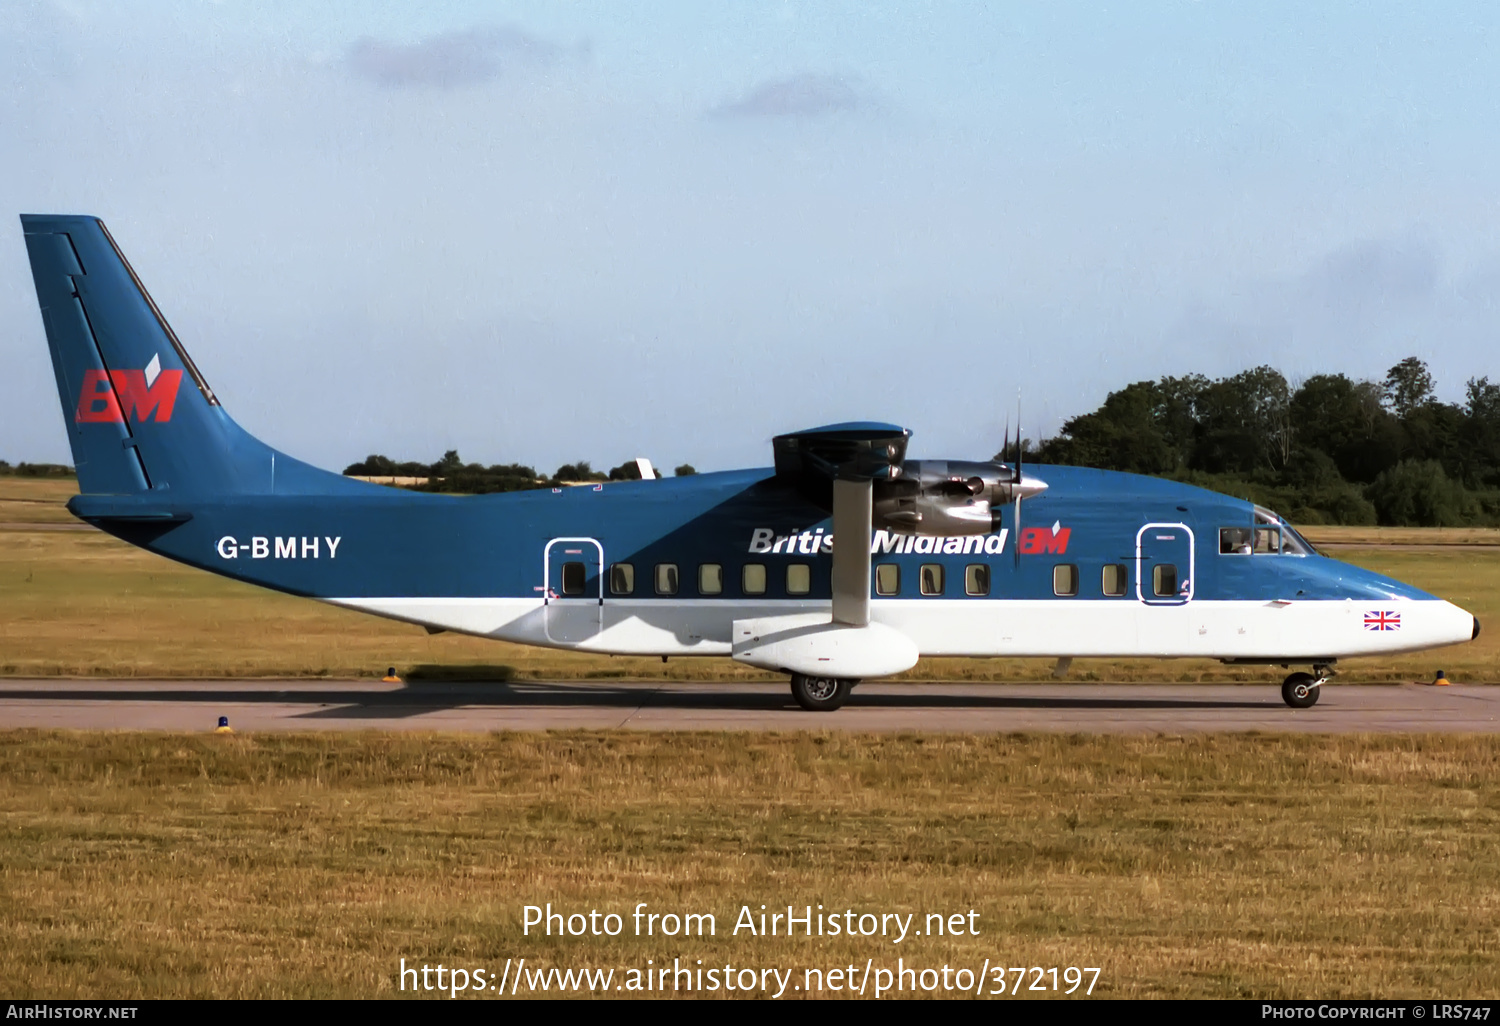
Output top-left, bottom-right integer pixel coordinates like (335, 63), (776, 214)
(71, 463), (1433, 604)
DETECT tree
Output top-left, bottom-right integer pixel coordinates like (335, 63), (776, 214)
(674, 464), (697, 476)
(1279, 448), (1378, 525)
(1366, 459), (1476, 526)
(344, 454), (394, 475)
(1382, 357), (1436, 420)
(1461, 377), (1500, 488)
(1036, 380), (1178, 474)
(1154, 374), (1209, 468)
(1192, 366), (1291, 475)
(1288, 374), (1399, 483)
(343, 453), (431, 477)
(554, 461), (605, 482)
(434, 450), (463, 477)
(607, 460), (663, 480)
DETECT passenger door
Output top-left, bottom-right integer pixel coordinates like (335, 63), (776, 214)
(1135, 523), (1194, 606)
(542, 537), (604, 643)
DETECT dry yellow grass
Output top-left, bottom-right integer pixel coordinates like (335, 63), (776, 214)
(0, 732), (1496, 999)
(4, 475), (1497, 1001)
(0, 477), (79, 525)
(1302, 525), (1500, 547)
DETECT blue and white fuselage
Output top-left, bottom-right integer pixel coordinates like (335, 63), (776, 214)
(22, 215), (1478, 710)
(88, 466), (1470, 663)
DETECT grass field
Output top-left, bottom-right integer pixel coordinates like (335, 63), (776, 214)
(1, 478), (1494, 682)
(1302, 525), (1500, 547)
(0, 476), (78, 525)
(1, 731), (1497, 999)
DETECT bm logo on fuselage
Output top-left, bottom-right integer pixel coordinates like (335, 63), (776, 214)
(75, 354), (182, 424)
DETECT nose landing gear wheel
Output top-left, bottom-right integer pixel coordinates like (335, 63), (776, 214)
(1281, 672), (1321, 709)
(790, 674), (854, 711)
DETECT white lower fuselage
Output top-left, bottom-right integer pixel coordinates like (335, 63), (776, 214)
(327, 595), (1475, 663)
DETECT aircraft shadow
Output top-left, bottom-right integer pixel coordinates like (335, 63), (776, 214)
(1, 682), (1273, 719)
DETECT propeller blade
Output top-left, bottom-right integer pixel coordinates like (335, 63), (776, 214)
(1015, 396), (1023, 482)
(1013, 394), (1023, 566)
(1013, 493), (1022, 568)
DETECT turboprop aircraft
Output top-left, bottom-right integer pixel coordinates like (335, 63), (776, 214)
(21, 214), (1480, 710)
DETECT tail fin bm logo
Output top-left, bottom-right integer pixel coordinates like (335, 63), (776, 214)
(75, 354), (182, 424)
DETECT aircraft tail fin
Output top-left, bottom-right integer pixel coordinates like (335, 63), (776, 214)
(21, 215), (368, 498)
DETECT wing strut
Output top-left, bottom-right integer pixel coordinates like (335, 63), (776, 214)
(831, 476), (873, 626)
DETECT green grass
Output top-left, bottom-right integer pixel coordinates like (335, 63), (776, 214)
(1, 732), (1497, 998)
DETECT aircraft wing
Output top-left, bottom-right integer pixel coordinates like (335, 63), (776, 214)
(772, 422), (909, 627)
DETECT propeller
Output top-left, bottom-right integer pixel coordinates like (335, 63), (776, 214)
(1012, 399), (1023, 568)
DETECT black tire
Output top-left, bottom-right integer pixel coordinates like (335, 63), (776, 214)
(790, 674), (853, 712)
(1281, 672), (1320, 709)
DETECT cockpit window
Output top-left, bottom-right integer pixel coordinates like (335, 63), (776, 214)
(1220, 527), (1253, 554)
(1280, 524), (1316, 555)
(1251, 506), (1317, 555)
(1254, 527), (1280, 554)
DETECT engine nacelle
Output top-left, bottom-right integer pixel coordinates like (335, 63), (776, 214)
(871, 460), (1047, 536)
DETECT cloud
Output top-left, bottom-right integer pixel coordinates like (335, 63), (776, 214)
(347, 25), (575, 88)
(711, 73), (869, 118)
(1298, 236), (1439, 309)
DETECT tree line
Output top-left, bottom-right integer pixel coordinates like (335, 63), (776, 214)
(1010, 357), (1500, 527)
(342, 452), (698, 494)
(0, 461), (74, 478)
(18, 355), (1495, 526)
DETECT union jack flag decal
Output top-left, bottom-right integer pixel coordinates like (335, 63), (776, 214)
(1365, 610), (1401, 631)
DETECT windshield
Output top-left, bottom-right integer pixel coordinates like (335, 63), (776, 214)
(1252, 506), (1318, 555)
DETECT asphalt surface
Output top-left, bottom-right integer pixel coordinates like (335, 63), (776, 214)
(0, 679), (1496, 732)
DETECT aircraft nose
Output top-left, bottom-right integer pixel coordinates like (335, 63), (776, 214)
(1475, 616), (1483, 641)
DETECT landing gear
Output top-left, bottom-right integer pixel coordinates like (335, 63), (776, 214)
(1281, 671), (1322, 709)
(790, 674), (855, 712)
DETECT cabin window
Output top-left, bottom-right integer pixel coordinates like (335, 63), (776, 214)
(1053, 564), (1079, 597)
(1220, 527), (1253, 554)
(786, 563), (811, 596)
(875, 563), (900, 596)
(561, 562), (586, 596)
(1102, 563), (1127, 597)
(920, 564), (944, 596)
(698, 563), (723, 595)
(655, 563), (679, 596)
(609, 563), (634, 595)
(1254, 527), (1281, 554)
(1153, 563), (1178, 597)
(742, 563), (767, 595)
(965, 564), (990, 596)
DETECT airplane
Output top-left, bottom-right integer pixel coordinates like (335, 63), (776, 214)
(19, 214), (1481, 711)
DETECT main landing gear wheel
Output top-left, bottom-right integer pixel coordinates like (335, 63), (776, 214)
(1281, 672), (1321, 709)
(790, 674), (854, 712)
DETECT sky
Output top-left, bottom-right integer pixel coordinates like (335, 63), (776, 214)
(4, 1), (1499, 474)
